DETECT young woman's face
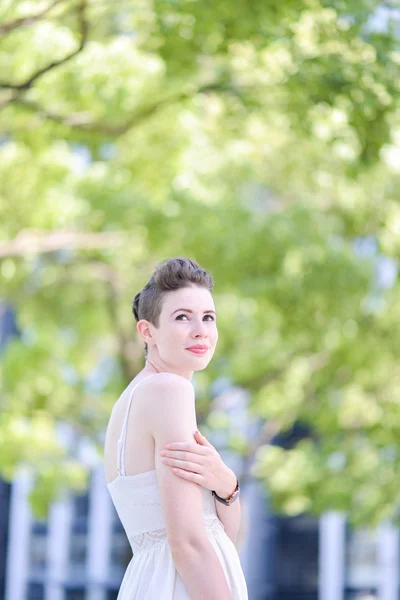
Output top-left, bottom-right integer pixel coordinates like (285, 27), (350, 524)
(149, 285), (218, 371)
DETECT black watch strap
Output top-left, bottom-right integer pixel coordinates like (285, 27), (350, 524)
(212, 479), (240, 506)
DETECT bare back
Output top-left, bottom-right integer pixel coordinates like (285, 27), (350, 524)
(104, 373), (157, 484)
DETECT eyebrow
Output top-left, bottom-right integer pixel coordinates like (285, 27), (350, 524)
(170, 308), (216, 316)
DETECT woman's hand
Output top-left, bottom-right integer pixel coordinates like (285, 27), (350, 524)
(160, 430), (237, 499)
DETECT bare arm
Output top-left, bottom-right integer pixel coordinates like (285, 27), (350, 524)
(172, 539), (232, 600)
(143, 374), (233, 600)
(213, 468), (242, 546)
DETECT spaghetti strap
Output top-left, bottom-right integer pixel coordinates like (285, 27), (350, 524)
(117, 374), (158, 476)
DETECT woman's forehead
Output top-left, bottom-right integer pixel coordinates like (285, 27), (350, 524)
(163, 287), (214, 311)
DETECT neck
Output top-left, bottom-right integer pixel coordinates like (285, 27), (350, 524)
(144, 357), (194, 381)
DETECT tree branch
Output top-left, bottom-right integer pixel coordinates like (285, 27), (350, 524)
(9, 82), (237, 136)
(0, 0), (67, 37)
(34, 256), (141, 382)
(0, 0), (88, 108)
(104, 279), (138, 382)
(0, 229), (122, 258)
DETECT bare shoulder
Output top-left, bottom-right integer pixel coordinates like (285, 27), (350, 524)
(136, 373), (197, 442)
(137, 372), (194, 399)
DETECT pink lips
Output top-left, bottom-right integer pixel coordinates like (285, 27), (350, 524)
(186, 345), (209, 355)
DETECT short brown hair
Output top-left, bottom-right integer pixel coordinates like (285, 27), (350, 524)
(132, 257), (214, 356)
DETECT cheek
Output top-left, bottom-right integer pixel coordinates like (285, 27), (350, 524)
(167, 324), (187, 341)
(211, 325), (218, 342)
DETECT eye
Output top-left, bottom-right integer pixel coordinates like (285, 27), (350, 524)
(175, 314), (215, 321)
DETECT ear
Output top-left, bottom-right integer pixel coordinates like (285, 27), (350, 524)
(137, 319), (156, 347)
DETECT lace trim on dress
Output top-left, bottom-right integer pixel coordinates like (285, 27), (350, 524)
(128, 515), (225, 554)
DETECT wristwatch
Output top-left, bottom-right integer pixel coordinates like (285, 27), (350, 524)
(212, 478), (240, 506)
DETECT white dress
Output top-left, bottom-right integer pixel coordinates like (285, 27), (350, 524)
(106, 375), (249, 599)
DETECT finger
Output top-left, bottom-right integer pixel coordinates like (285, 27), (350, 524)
(172, 467), (203, 485)
(162, 450), (205, 463)
(162, 457), (203, 472)
(165, 442), (191, 450)
(194, 430), (213, 446)
(165, 442), (207, 453)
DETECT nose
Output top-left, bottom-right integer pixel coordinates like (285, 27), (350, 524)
(194, 328), (207, 338)
(195, 331), (207, 339)
(192, 320), (208, 339)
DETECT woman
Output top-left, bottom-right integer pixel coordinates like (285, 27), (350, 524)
(104, 257), (248, 599)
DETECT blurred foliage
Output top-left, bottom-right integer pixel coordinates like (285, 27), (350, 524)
(0, 0), (400, 525)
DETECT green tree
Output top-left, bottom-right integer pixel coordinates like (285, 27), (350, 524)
(0, 0), (399, 524)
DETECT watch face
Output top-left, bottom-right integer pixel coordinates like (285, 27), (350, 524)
(227, 483), (240, 504)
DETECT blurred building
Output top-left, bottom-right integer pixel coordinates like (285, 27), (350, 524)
(1, 431), (400, 600)
(3, 464), (124, 600)
(0, 304), (18, 600)
(0, 479), (11, 600)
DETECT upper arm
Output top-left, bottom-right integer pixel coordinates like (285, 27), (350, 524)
(142, 374), (207, 550)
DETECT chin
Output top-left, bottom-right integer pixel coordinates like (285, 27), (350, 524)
(192, 363), (209, 372)
(190, 357), (212, 371)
